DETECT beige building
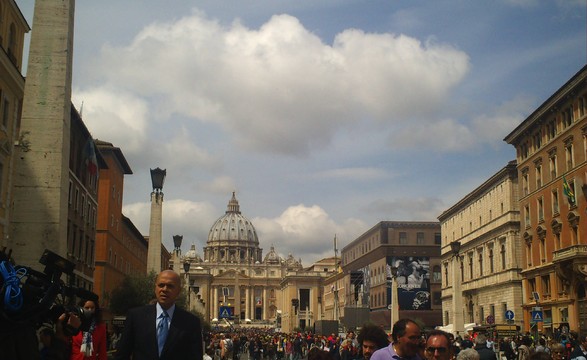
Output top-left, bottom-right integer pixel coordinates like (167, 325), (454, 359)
(504, 65), (587, 334)
(438, 161), (523, 333)
(0, 0), (29, 248)
(177, 192), (331, 333)
(340, 221), (443, 330)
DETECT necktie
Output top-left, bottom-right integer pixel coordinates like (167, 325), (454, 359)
(157, 311), (169, 356)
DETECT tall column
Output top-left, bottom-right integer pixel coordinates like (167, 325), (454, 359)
(9, 0), (75, 267)
(147, 168), (166, 274)
(245, 287), (250, 320)
(263, 288), (268, 320)
(213, 286), (218, 320)
(452, 256), (464, 333)
(235, 279), (241, 321)
(147, 191), (163, 273)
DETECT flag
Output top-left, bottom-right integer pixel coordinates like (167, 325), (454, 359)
(563, 175), (575, 205)
(84, 139), (98, 176)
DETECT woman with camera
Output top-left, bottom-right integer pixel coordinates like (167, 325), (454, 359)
(69, 299), (107, 360)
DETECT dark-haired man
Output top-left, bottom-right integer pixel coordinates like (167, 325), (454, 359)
(371, 319), (423, 360)
(424, 330), (453, 360)
(357, 324), (390, 360)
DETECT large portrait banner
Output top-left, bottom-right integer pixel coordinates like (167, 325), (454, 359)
(389, 256), (431, 310)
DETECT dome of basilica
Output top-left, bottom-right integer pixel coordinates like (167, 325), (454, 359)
(263, 245), (282, 264)
(184, 243), (202, 262)
(204, 192), (262, 263)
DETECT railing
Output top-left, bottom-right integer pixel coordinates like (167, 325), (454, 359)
(553, 245), (587, 262)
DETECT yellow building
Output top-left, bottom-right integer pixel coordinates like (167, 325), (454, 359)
(0, 0), (29, 247)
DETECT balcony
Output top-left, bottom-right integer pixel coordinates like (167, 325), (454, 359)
(553, 245), (587, 263)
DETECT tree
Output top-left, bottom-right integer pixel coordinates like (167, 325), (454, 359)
(109, 271), (157, 315)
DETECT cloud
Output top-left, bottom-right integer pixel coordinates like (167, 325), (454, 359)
(312, 167), (390, 181)
(198, 176), (237, 195)
(83, 11), (470, 156)
(365, 197), (445, 221)
(253, 204), (367, 264)
(123, 199), (218, 251)
(72, 87), (149, 153)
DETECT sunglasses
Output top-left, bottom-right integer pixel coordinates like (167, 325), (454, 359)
(426, 347), (448, 354)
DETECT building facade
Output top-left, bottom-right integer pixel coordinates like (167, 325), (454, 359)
(93, 140), (149, 308)
(178, 192), (330, 333)
(0, 0), (28, 248)
(438, 161), (523, 333)
(505, 65), (587, 334)
(340, 221), (443, 329)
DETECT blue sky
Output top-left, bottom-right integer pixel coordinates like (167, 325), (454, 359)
(16, 0), (586, 264)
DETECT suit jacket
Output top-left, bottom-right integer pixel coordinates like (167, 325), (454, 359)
(115, 304), (203, 360)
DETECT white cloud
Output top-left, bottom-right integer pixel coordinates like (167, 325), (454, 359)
(198, 176), (237, 194)
(72, 87), (149, 153)
(84, 11), (470, 156)
(253, 204), (367, 264)
(123, 199), (218, 251)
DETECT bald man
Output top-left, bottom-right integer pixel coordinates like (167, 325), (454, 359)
(115, 270), (203, 360)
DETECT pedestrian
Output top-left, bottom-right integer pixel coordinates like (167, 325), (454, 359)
(356, 324), (390, 360)
(457, 349), (480, 360)
(423, 330), (453, 360)
(474, 334), (496, 360)
(370, 319), (424, 360)
(114, 270), (204, 360)
(70, 299), (108, 360)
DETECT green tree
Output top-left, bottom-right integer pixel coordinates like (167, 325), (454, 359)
(109, 271), (157, 315)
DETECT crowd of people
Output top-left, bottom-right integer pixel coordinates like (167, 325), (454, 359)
(203, 319), (587, 360)
(32, 269), (587, 360)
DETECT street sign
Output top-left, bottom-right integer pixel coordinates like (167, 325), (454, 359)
(531, 310), (543, 322)
(486, 315), (495, 325)
(505, 310), (515, 320)
(219, 306), (232, 319)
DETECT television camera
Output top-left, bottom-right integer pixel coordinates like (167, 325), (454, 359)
(0, 247), (98, 334)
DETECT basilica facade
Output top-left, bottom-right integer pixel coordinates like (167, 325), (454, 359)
(174, 193), (332, 331)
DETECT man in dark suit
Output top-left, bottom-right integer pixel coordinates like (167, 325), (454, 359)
(115, 270), (203, 360)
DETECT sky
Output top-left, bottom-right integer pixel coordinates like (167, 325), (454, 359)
(16, 0), (587, 265)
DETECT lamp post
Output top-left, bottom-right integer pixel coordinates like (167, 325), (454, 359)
(147, 167), (167, 273)
(450, 241), (463, 334)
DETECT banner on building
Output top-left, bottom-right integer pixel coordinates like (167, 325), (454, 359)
(390, 256), (431, 310)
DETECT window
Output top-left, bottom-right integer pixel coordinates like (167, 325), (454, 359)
(434, 233), (441, 245)
(538, 197), (544, 221)
(547, 119), (556, 140)
(524, 204), (531, 227)
(566, 143), (574, 170)
(432, 266), (441, 282)
(399, 232), (407, 244)
(526, 241), (533, 267)
(552, 189), (560, 214)
(542, 275), (551, 296)
(528, 278), (536, 299)
(416, 232), (424, 244)
(2, 97), (9, 128)
(500, 243), (506, 269)
(540, 237), (546, 262)
(468, 253), (474, 279)
(523, 173), (529, 195)
(536, 164), (542, 188)
(550, 154), (558, 180)
(488, 247), (494, 273)
(478, 249), (483, 276)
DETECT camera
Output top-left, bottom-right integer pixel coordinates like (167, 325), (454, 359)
(0, 247), (97, 333)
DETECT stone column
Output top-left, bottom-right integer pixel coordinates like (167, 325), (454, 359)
(213, 286), (218, 320)
(9, 0), (75, 267)
(263, 288), (268, 320)
(245, 286), (251, 320)
(453, 256), (464, 333)
(147, 190), (163, 273)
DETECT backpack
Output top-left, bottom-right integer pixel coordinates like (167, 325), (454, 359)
(225, 339), (234, 352)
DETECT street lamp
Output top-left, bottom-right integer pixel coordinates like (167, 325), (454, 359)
(150, 167), (166, 192)
(173, 235), (183, 250)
